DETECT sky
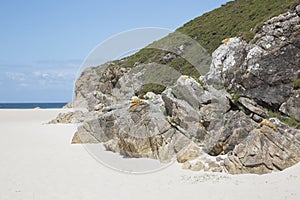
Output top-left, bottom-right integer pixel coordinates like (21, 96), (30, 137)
(0, 0), (229, 102)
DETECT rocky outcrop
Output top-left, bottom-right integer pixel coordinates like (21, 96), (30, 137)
(75, 93), (194, 162)
(204, 10), (300, 110)
(162, 76), (231, 147)
(203, 110), (258, 156)
(52, 6), (300, 175)
(74, 63), (130, 111)
(74, 62), (184, 112)
(238, 97), (267, 119)
(279, 90), (300, 121)
(176, 143), (201, 163)
(49, 112), (76, 124)
(224, 119), (300, 174)
(202, 7), (300, 174)
(48, 110), (97, 124)
(204, 37), (247, 86)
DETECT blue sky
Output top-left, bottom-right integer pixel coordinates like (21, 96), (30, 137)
(0, 0), (228, 102)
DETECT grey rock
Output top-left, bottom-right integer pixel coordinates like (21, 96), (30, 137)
(76, 95), (192, 163)
(172, 75), (205, 109)
(162, 88), (205, 144)
(224, 119), (300, 174)
(205, 38), (247, 86)
(73, 62), (152, 112)
(48, 111), (95, 124)
(73, 64), (127, 111)
(206, 160), (220, 168)
(211, 167), (223, 173)
(71, 131), (99, 144)
(204, 10), (300, 108)
(238, 97), (267, 117)
(182, 161), (192, 170)
(296, 5), (300, 16)
(204, 111), (258, 155)
(162, 53), (177, 63)
(216, 156), (224, 162)
(279, 90), (300, 121)
(162, 76), (231, 146)
(176, 143), (201, 163)
(252, 114), (263, 123)
(190, 161), (205, 171)
(48, 112), (75, 124)
(73, 67), (100, 110)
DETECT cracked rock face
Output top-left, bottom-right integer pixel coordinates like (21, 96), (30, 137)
(74, 63), (135, 112)
(204, 10), (300, 109)
(203, 110), (258, 156)
(224, 119), (300, 174)
(162, 76), (231, 147)
(76, 94), (193, 163)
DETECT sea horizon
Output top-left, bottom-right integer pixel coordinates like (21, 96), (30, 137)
(0, 102), (68, 109)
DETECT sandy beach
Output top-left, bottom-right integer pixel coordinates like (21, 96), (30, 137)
(0, 109), (300, 200)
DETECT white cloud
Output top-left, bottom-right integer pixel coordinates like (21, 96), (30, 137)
(5, 72), (26, 82)
(3, 68), (77, 91)
(32, 70), (76, 80)
(0, 59), (81, 101)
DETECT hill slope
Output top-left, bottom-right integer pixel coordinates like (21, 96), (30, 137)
(178, 0), (300, 53)
(111, 0), (300, 96)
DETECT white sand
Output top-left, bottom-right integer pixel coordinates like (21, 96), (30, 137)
(0, 109), (300, 200)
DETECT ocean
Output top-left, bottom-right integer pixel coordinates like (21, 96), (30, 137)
(0, 103), (67, 109)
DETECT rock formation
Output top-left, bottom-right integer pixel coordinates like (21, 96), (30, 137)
(51, 6), (300, 174)
(204, 9), (300, 111)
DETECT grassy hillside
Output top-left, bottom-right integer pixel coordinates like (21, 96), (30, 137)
(119, 0), (299, 67)
(177, 0), (300, 53)
(102, 0), (300, 96)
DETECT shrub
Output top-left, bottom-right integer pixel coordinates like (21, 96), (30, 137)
(293, 79), (300, 89)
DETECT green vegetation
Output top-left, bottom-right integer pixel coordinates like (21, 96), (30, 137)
(293, 78), (300, 89)
(231, 93), (241, 104)
(119, 0), (299, 69)
(98, 0), (300, 95)
(177, 0), (300, 53)
(268, 111), (300, 128)
(117, 49), (200, 76)
(135, 83), (166, 98)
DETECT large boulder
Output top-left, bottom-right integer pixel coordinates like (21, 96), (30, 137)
(224, 118), (300, 174)
(176, 143), (201, 163)
(204, 37), (247, 86)
(162, 76), (231, 146)
(279, 90), (300, 121)
(73, 63), (132, 111)
(162, 88), (205, 145)
(203, 110), (258, 155)
(76, 94), (193, 162)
